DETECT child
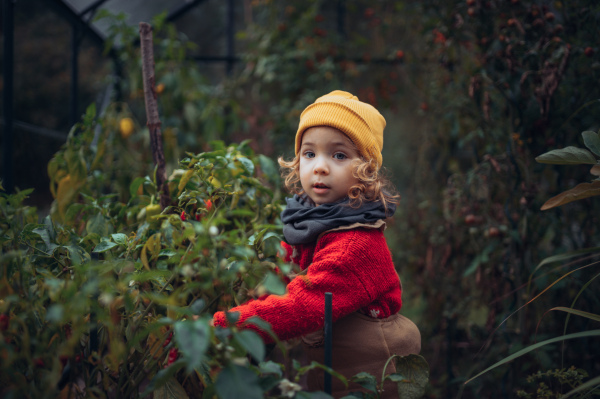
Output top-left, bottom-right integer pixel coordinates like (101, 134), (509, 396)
(213, 90), (421, 398)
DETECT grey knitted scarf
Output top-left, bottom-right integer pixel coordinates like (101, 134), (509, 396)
(280, 194), (395, 245)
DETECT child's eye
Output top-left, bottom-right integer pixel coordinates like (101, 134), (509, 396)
(304, 151), (315, 158)
(333, 153), (347, 160)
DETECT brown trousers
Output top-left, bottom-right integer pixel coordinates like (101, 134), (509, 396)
(303, 312), (421, 399)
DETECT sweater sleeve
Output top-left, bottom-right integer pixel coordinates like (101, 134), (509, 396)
(213, 228), (400, 342)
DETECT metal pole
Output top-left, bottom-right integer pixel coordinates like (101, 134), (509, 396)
(226, 0), (234, 76)
(324, 292), (333, 394)
(2, 0), (15, 193)
(70, 24), (79, 126)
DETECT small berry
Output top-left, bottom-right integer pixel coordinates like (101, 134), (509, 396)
(166, 348), (179, 367)
(163, 331), (173, 347)
(420, 102), (429, 111)
(396, 50), (405, 60)
(584, 47), (594, 57)
(206, 199), (213, 211)
(0, 314), (9, 331)
(488, 227), (501, 237)
(364, 8), (374, 19)
(180, 211), (186, 221)
(545, 12), (555, 21)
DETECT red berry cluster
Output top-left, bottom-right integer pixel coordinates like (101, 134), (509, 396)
(166, 348), (179, 367)
(163, 331), (173, 347)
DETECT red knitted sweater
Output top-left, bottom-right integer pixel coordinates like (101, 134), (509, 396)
(212, 227), (403, 342)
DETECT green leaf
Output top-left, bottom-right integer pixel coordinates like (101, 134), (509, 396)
(173, 318), (211, 372)
(562, 374), (600, 398)
(535, 146), (597, 165)
(386, 373), (406, 382)
(394, 354), (429, 399)
(112, 233), (128, 245)
(93, 241), (118, 253)
(130, 177), (146, 198)
(234, 330), (265, 363)
(65, 245), (89, 265)
(351, 372), (378, 393)
(533, 246), (600, 272)
(143, 359), (186, 396)
(548, 307), (600, 323)
(464, 330), (600, 385)
(46, 304), (64, 323)
(32, 226), (52, 249)
(214, 364), (263, 399)
(237, 156), (255, 175)
(258, 155), (279, 183)
(258, 360), (283, 377)
(582, 130), (600, 157)
(261, 272), (286, 295)
(87, 213), (109, 236)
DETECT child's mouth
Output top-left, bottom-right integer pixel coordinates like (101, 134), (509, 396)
(313, 183), (330, 193)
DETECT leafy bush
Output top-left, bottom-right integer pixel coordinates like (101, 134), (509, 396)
(1, 102), (429, 397)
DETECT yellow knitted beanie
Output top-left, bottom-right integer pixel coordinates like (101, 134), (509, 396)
(295, 90), (386, 168)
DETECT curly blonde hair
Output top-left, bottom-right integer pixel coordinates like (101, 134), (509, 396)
(278, 154), (400, 213)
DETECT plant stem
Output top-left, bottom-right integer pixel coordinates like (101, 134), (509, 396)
(139, 22), (169, 210)
(19, 239), (67, 269)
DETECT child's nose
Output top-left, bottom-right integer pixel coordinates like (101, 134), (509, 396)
(313, 156), (329, 174)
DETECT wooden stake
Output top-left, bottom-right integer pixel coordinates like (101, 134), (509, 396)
(139, 22), (169, 209)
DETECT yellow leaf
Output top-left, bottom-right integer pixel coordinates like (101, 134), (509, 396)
(541, 181), (600, 210)
(141, 246), (150, 270)
(141, 233), (162, 270)
(178, 169), (194, 194)
(56, 174), (83, 220)
(209, 176), (222, 188)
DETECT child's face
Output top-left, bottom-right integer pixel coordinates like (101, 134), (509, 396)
(299, 126), (360, 206)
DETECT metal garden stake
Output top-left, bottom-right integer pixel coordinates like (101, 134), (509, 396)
(324, 292), (332, 394)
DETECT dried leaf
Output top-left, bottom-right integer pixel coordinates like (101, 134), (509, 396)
(152, 376), (189, 399)
(541, 181), (600, 210)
